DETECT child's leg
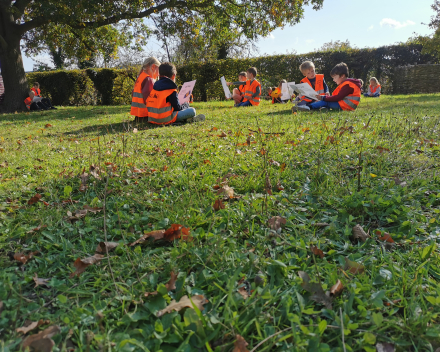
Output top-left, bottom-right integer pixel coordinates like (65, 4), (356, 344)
(309, 100), (342, 110)
(30, 102), (41, 111)
(175, 107), (196, 122)
(236, 101), (252, 107)
(363, 93), (371, 97)
(372, 93), (380, 97)
(232, 89), (242, 104)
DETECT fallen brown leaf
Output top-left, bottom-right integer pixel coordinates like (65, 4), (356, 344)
(27, 224), (47, 233)
(22, 325), (60, 352)
(217, 185), (234, 198)
(129, 230), (166, 246)
(268, 216), (286, 231)
(213, 199), (225, 211)
(16, 319), (49, 334)
(352, 224), (369, 242)
(33, 273), (50, 288)
(70, 254), (104, 277)
(238, 286), (250, 300)
(157, 295), (208, 317)
(95, 242), (119, 253)
(233, 334), (250, 352)
(298, 271), (332, 309)
(393, 176), (407, 187)
(164, 224), (191, 241)
(330, 279), (344, 297)
(310, 245), (324, 258)
(27, 194), (42, 205)
(218, 131), (227, 138)
(13, 251), (39, 265)
(145, 271), (178, 297)
(375, 230), (395, 243)
(203, 159), (211, 165)
(83, 205), (102, 213)
(343, 257), (365, 275)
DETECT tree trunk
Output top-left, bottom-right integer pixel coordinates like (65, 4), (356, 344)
(0, 38), (29, 113)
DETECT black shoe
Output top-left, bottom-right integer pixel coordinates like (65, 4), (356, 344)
(51, 107), (57, 110)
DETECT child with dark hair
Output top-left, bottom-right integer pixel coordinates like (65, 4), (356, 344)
(146, 62), (205, 125)
(231, 72), (247, 105)
(31, 82), (41, 97)
(226, 67), (261, 107)
(293, 62), (361, 112)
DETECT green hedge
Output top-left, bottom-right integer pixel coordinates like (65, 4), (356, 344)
(26, 44), (438, 106)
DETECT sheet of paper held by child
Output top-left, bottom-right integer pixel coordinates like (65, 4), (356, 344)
(281, 82), (295, 101)
(220, 76), (232, 99)
(178, 80), (197, 104)
(290, 83), (319, 101)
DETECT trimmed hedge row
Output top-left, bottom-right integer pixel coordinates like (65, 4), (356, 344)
(26, 44), (437, 105)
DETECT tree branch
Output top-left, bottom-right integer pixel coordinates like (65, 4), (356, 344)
(12, 0), (32, 20)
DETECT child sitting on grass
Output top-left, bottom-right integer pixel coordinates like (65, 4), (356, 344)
(293, 62), (361, 112)
(24, 90), (56, 111)
(146, 62), (205, 125)
(271, 80), (287, 104)
(227, 67), (261, 107)
(364, 77), (381, 97)
(294, 61), (329, 107)
(231, 72), (247, 105)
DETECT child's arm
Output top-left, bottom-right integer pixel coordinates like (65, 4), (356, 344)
(226, 81), (245, 86)
(367, 86), (372, 96)
(252, 86), (261, 98)
(166, 91), (185, 111)
(317, 85), (354, 102)
(376, 86), (381, 95)
(323, 80), (330, 96)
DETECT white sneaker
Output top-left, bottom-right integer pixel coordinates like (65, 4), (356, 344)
(292, 105), (310, 112)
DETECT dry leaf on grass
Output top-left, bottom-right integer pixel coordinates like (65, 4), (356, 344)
(130, 230), (166, 246)
(22, 325), (60, 352)
(330, 279), (344, 297)
(268, 216), (286, 231)
(83, 205), (102, 213)
(164, 224), (191, 241)
(343, 258), (365, 275)
(218, 131), (227, 138)
(310, 245), (324, 258)
(13, 251), (39, 265)
(33, 273), (50, 288)
(233, 334), (250, 352)
(393, 176), (407, 187)
(65, 205), (102, 222)
(145, 271), (178, 297)
(27, 224), (47, 233)
(213, 199), (225, 211)
(157, 295), (208, 317)
(16, 319), (49, 334)
(95, 242), (119, 253)
(298, 271), (332, 309)
(27, 194), (42, 205)
(217, 185), (234, 198)
(238, 286), (250, 300)
(375, 230), (395, 243)
(352, 224), (369, 242)
(70, 254), (104, 277)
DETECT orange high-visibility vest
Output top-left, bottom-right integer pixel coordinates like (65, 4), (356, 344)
(130, 72), (149, 117)
(332, 80), (361, 111)
(238, 84), (246, 95)
(300, 74), (325, 102)
(370, 84), (381, 95)
(271, 87), (281, 104)
(24, 97), (32, 109)
(242, 79), (261, 106)
(146, 89), (178, 125)
(31, 88), (41, 97)
(189, 94), (194, 103)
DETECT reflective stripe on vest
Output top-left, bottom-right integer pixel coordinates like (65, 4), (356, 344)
(130, 72), (149, 117)
(242, 79), (261, 106)
(146, 88), (178, 125)
(332, 81), (361, 111)
(300, 74), (325, 102)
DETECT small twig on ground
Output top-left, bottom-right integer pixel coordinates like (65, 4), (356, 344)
(340, 308), (347, 352)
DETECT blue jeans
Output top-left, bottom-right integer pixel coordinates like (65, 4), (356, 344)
(309, 100), (342, 110)
(176, 107), (196, 121)
(364, 93), (380, 97)
(236, 100), (252, 107)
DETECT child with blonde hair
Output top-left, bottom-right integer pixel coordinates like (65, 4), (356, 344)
(294, 61), (329, 107)
(364, 77), (381, 97)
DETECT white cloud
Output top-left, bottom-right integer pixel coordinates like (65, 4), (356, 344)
(305, 39), (315, 44)
(368, 25), (374, 31)
(380, 18), (415, 29)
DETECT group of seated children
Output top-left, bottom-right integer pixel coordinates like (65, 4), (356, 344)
(226, 68), (261, 107)
(131, 58), (204, 125)
(292, 61), (362, 112)
(24, 82), (56, 111)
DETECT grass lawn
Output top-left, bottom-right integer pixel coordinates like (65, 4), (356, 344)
(1, 94), (440, 352)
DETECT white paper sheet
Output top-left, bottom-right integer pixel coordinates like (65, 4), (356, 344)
(178, 80), (196, 104)
(290, 83), (319, 101)
(281, 82), (295, 101)
(220, 76), (232, 99)
(32, 96), (42, 103)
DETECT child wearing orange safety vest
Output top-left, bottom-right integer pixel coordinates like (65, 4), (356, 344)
(271, 79), (288, 104)
(31, 82), (41, 97)
(146, 62), (205, 125)
(293, 62), (361, 112)
(294, 61), (329, 107)
(364, 77), (381, 97)
(231, 72), (247, 106)
(226, 67), (261, 107)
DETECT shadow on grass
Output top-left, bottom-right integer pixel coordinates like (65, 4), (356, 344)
(0, 105), (130, 123)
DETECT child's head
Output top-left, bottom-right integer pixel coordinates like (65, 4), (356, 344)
(278, 79), (287, 89)
(267, 87), (272, 93)
(238, 72), (247, 82)
(33, 82), (40, 89)
(330, 62), (349, 85)
(141, 57), (160, 78)
(159, 62), (177, 81)
(29, 91), (35, 98)
(246, 67), (257, 80)
(369, 77), (379, 86)
(300, 61), (315, 79)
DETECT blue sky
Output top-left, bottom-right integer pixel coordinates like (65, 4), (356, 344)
(22, 0), (435, 71)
